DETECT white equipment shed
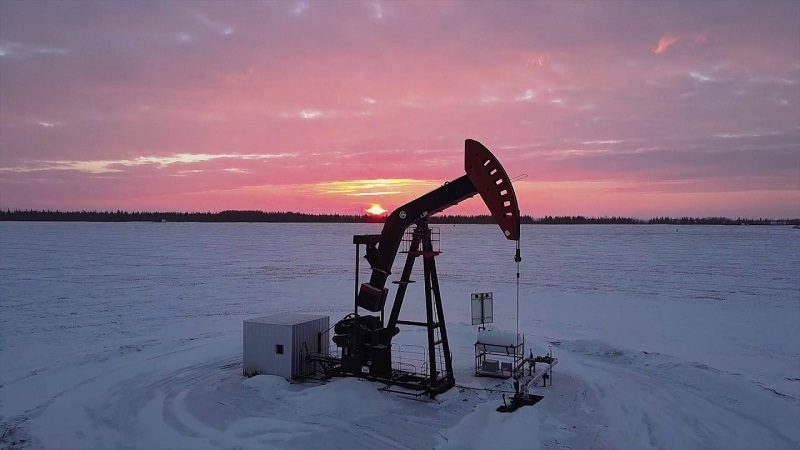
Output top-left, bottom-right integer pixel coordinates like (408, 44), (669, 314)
(243, 313), (330, 379)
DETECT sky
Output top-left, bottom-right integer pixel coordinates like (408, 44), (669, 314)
(0, 1), (798, 218)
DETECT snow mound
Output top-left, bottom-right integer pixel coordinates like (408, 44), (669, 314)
(242, 374), (290, 397)
(289, 378), (393, 419)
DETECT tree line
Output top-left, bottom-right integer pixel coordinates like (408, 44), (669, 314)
(1, 210), (797, 225)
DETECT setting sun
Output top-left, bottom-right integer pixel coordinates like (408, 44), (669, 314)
(366, 204), (387, 215)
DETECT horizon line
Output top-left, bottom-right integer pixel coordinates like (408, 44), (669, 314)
(1, 209), (798, 222)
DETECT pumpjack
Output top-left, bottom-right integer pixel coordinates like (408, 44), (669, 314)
(324, 139), (521, 398)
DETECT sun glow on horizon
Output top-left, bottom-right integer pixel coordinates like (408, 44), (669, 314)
(366, 204), (387, 215)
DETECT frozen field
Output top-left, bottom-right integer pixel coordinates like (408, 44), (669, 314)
(1, 222), (799, 449)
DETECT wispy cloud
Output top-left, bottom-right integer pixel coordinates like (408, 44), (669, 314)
(315, 178), (436, 196)
(515, 89), (536, 102)
(713, 131), (778, 139)
(371, 2), (384, 20)
(292, 2), (309, 16)
(195, 13), (234, 36)
(689, 71), (714, 82)
(653, 36), (678, 54)
(281, 109), (327, 119)
(653, 33), (710, 55)
(0, 153), (295, 174)
(581, 140), (624, 145)
(0, 42), (68, 58)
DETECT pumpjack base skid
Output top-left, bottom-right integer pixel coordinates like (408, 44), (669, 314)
(379, 373), (455, 399)
(306, 352), (453, 399)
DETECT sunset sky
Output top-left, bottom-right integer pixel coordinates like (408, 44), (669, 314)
(1, 1), (798, 217)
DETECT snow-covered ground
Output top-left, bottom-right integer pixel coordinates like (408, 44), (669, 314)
(1, 223), (798, 449)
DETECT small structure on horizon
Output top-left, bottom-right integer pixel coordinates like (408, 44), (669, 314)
(243, 313), (330, 379)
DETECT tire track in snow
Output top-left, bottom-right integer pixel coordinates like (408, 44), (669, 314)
(558, 340), (800, 449)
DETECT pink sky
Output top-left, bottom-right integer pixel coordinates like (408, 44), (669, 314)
(1, 1), (798, 217)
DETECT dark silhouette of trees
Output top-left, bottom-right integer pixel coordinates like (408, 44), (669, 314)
(1, 210), (797, 225)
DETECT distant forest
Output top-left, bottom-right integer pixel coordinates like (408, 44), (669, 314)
(1, 210), (798, 225)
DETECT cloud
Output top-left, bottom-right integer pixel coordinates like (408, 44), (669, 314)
(526, 52), (549, 67)
(292, 2), (309, 16)
(0, 153), (295, 174)
(299, 110), (322, 119)
(515, 89), (535, 102)
(581, 140), (624, 145)
(713, 131), (778, 139)
(281, 109), (326, 119)
(653, 36), (678, 54)
(175, 32), (193, 43)
(0, 42), (69, 58)
(315, 179), (436, 196)
(195, 13), (234, 36)
(653, 32), (712, 55)
(371, 3), (384, 19)
(689, 71), (714, 82)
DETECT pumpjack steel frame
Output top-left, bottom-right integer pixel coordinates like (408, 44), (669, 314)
(321, 139), (521, 399)
(387, 222), (454, 395)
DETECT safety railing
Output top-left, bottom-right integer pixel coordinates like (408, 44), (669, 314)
(392, 343), (429, 378)
(399, 227), (441, 254)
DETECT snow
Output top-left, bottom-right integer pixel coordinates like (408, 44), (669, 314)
(246, 312), (327, 325)
(1, 222), (799, 449)
(476, 328), (520, 346)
